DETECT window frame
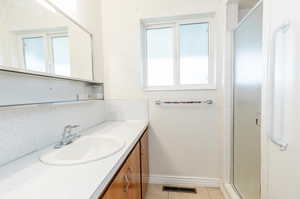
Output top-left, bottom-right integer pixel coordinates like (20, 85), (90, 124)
(18, 33), (49, 73)
(142, 16), (216, 91)
(17, 30), (69, 74)
(48, 33), (70, 75)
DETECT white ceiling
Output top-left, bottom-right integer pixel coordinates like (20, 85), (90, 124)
(239, 0), (259, 9)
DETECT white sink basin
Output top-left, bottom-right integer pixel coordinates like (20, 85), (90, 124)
(40, 135), (125, 166)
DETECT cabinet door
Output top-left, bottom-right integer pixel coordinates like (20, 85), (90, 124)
(101, 163), (129, 199)
(101, 143), (141, 199)
(140, 131), (149, 198)
(127, 143), (141, 199)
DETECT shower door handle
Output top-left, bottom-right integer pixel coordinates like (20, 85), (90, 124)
(267, 21), (290, 151)
(255, 113), (261, 127)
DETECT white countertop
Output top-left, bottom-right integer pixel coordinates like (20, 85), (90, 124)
(0, 120), (148, 199)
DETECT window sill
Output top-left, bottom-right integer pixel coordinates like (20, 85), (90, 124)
(143, 85), (217, 91)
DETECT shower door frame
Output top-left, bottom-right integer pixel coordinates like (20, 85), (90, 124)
(231, 1), (263, 199)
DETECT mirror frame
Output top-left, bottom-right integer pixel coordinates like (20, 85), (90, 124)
(0, 0), (97, 83)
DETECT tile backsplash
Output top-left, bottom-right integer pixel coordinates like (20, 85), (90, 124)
(0, 101), (105, 167)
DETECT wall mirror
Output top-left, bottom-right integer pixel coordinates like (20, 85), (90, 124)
(0, 0), (94, 81)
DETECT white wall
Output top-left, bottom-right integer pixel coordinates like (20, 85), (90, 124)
(105, 99), (148, 121)
(262, 0), (300, 198)
(101, 0), (224, 182)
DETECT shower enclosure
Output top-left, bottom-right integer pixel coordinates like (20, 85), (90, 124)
(233, 3), (262, 199)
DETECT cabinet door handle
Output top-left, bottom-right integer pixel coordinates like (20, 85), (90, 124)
(127, 167), (132, 184)
(127, 167), (132, 175)
(123, 175), (130, 192)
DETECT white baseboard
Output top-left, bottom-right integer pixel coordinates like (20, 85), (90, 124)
(148, 175), (220, 188)
(220, 183), (241, 199)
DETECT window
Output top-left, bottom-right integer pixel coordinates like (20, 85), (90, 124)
(51, 35), (71, 76)
(147, 27), (174, 86)
(19, 31), (71, 76)
(142, 16), (215, 90)
(180, 23), (209, 85)
(23, 36), (46, 73)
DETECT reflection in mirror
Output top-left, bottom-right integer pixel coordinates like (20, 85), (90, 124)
(0, 0), (94, 81)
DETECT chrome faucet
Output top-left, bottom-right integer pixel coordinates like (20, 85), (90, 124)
(55, 125), (81, 149)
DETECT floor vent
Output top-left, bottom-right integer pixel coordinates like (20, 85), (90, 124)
(162, 185), (197, 194)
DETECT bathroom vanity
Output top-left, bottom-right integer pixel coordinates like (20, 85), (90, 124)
(0, 121), (149, 199)
(100, 130), (149, 199)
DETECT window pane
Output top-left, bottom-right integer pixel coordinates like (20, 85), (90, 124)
(52, 36), (71, 76)
(23, 37), (46, 72)
(180, 23), (209, 84)
(146, 28), (174, 86)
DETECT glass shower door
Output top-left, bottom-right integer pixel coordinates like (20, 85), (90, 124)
(233, 4), (262, 199)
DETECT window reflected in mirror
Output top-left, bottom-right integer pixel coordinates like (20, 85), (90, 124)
(0, 0), (93, 81)
(20, 29), (71, 76)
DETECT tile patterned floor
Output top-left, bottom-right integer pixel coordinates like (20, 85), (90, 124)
(145, 184), (225, 199)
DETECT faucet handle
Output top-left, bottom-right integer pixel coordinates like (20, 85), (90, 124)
(70, 125), (81, 138)
(62, 125), (80, 137)
(70, 125), (80, 129)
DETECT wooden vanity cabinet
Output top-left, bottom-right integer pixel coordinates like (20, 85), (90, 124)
(101, 160), (130, 199)
(126, 143), (141, 199)
(101, 129), (149, 199)
(140, 130), (149, 199)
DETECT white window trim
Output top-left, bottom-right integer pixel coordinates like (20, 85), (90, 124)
(48, 33), (69, 74)
(17, 33), (48, 72)
(17, 30), (68, 74)
(141, 15), (216, 91)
